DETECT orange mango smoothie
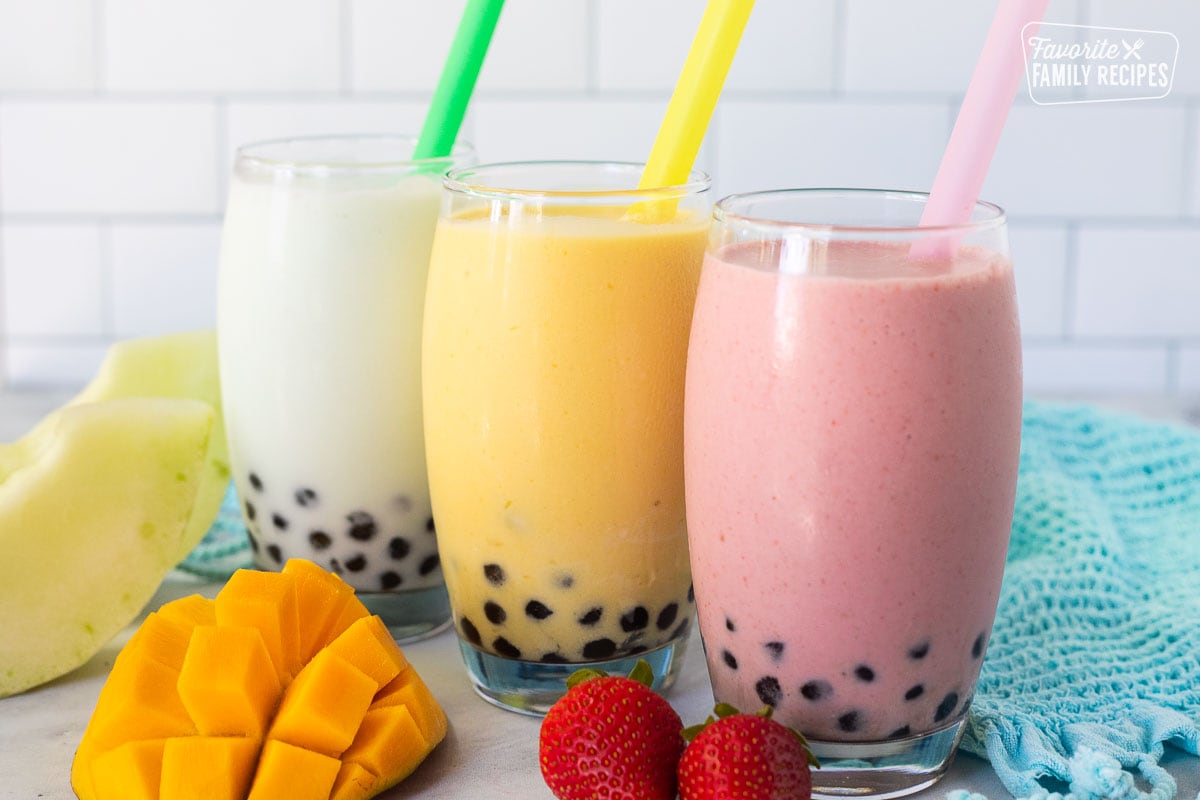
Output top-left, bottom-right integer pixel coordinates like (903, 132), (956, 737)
(422, 204), (707, 665)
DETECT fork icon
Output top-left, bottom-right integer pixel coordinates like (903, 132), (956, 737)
(1122, 38), (1145, 60)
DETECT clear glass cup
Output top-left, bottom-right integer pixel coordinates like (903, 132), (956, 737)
(422, 161), (711, 714)
(684, 189), (1022, 798)
(216, 134), (475, 642)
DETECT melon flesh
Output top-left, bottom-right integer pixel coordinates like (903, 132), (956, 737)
(68, 329), (229, 546)
(0, 398), (213, 698)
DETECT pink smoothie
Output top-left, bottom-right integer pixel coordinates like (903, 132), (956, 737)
(684, 240), (1022, 742)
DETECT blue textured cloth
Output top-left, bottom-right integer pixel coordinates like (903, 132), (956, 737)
(960, 401), (1200, 800)
(179, 401), (1200, 798)
(177, 481), (254, 581)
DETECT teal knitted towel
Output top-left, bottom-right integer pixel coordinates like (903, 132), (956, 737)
(179, 400), (1200, 798)
(959, 400), (1200, 800)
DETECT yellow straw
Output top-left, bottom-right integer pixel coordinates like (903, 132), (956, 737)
(639, 0), (755, 191)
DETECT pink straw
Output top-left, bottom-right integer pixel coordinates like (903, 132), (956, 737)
(913, 0), (1050, 259)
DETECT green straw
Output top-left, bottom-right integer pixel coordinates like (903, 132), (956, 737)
(412, 0), (505, 160)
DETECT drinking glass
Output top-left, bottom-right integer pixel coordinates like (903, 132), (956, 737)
(422, 161), (710, 714)
(684, 189), (1022, 798)
(217, 134), (474, 642)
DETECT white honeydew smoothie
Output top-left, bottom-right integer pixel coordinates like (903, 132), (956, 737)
(217, 136), (473, 608)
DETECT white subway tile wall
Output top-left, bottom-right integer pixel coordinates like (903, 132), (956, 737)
(0, 0), (1195, 396)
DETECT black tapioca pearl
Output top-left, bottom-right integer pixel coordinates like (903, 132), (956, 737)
(656, 603), (678, 631)
(582, 638), (617, 660)
(271, 513), (289, 531)
(801, 679), (832, 701)
(972, 633), (986, 659)
(725, 617), (736, 632)
(460, 616), (482, 646)
(628, 645), (649, 655)
(484, 601), (506, 625)
(909, 641), (930, 660)
(540, 652), (568, 664)
(765, 641), (785, 661)
(722, 650), (738, 670)
(380, 571), (402, 590)
(492, 637), (521, 659)
(889, 725), (912, 739)
(248, 472), (263, 492)
(309, 530), (331, 550)
(426, 516), (436, 533)
(837, 710), (862, 733)
(244, 500), (257, 522)
(905, 684), (925, 701)
(388, 537), (410, 560)
(483, 563), (505, 585)
(265, 544), (282, 564)
(578, 607), (603, 626)
(294, 487), (317, 507)
(345, 555), (367, 572)
(854, 665), (876, 682)
(328, 558), (342, 575)
(346, 511), (377, 541)
(246, 531), (260, 553)
(392, 494), (412, 512)
(525, 600), (553, 620)
(419, 554), (440, 576)
(755, 676), (782, 707)
(556, 574), (575, 589)
(687, 584), (695, 603)
(934, 692), (960, 723)
(621, 606), (649, 632)
(670, 618), (691, 640)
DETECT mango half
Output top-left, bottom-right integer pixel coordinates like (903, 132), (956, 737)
(72, 560), (448, 800)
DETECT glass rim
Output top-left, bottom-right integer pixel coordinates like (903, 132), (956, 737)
(442, 160), (712, 202)
(233, 133), (475, 172)
(714, 188), (1007, 236)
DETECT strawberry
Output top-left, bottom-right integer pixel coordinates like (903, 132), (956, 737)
(678, 703), (819, 800)
(538, 660), (684, 800)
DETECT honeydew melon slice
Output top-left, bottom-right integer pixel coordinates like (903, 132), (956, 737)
(67, 329), (229, 546)
(0, 397), (214, 698)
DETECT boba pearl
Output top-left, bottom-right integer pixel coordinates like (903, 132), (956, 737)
(380, 571), (401, 590)
(484, 601), (508, 625)
(620, 606), (649, 632)
(908, 641), (930, 659)
(460, 617), (482, 646)
(582, 639), (617, 659)
(765, 641), (785, 661)
(655, 603), (678, 631)
(389, 537), (410, 559)
(854, 664), (876, 682)
(294, 487), (317, 507)
(801, 679), (832, 701)
(483, 563), (506, 585)
(755, 676), (782, 707)
(525, 600), (553, 620)
(837, 710), (862, 733)
(346, 511), (377, 541)
(905, 684), (925, 701)
(271, 513), (288, 531)
(493, 637), (521, 659)
(578, 607), (603, 626)
(934, 692), (959, 723)
(308, 530), (331, 550)
(972, 632), (986, 659)
(418, 554), (440, 576)
(722, 649), (738, 670)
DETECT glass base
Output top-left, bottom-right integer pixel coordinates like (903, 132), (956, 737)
(358, 583), (452, 644)
(808, 717), (967, 800)
(456, 632), (691, 717)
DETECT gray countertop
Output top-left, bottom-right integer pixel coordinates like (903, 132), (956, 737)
(1, 390), (1198, 799)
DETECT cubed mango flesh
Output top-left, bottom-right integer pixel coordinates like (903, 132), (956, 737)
(268, 648), (376, 758)
(177, 625), (281, 737)
(247, 740), (341, 800)
(214, 569), (300, 686)
(72, 560), (448, 800)
(160, 736), (259, 800)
